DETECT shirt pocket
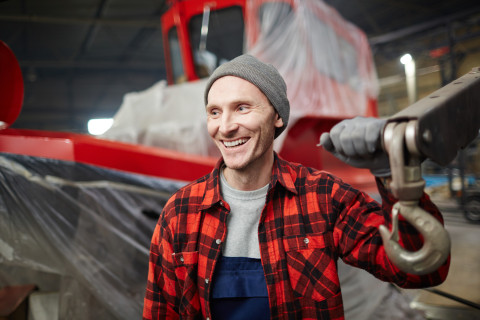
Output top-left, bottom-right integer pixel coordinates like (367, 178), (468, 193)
(173, 251), (201, 317)
(283, 233), (340, 302)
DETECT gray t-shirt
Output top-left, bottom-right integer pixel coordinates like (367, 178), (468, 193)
(219, 169), (268, 259)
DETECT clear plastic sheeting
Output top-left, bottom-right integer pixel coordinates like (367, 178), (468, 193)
(246, 0), (379, 144)
(102, 0), (378, 156)
(0, 153), (185, 319)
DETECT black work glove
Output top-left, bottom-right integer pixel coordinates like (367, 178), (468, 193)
(319, 117), (391, 177)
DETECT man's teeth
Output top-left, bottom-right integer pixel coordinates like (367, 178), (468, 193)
(224, 139), (248, 148)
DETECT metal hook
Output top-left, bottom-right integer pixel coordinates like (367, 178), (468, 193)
(380, 121), (450, 275)
(379, 202), (451, 275)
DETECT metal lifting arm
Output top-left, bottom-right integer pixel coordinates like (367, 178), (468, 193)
(379, 67), (480, 275)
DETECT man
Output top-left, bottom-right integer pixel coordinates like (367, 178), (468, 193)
(143, 54), (449, 320)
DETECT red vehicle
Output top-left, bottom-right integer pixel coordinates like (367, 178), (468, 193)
(0, 1), (379, 318)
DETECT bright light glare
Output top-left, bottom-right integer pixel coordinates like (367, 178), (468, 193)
(88, 118), (113, 135)
(400, 53), (412, 65)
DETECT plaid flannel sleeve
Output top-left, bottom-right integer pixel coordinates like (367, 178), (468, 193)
(143, 201), (180, 320)
(333, 176), (450, 288)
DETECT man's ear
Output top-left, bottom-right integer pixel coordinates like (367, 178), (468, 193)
(274, 113), (284, 128)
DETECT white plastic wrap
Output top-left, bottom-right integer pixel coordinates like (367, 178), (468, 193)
(102, 79), (220, 158)
(103, 0), (378, 156)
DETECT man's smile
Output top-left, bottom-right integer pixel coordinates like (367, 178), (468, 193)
(222, 138), (249, 148)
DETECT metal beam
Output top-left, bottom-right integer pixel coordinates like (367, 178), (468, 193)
(369, 7), (480, 45)
(0, 14), (161, 28)
(18, 59), (165, 71)
(382, 0), (431, 15)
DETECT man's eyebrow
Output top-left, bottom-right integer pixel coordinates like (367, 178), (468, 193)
(206, 98), (255, 109)
(205, 104), (216, 111)
(230, 98), (255, 106)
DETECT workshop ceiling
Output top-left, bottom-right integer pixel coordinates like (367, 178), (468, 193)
(1, 0), (480, 133)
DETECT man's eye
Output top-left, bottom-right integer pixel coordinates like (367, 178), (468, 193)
(238, 105), (248, 112)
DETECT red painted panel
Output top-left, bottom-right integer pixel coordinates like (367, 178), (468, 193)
(0, 129), (216, 182)
(0, 41), (24, 128)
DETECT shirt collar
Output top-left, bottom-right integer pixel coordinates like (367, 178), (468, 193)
(199, 153), (298, 210)
(198, 157), (224, 210)
(271, 153), (298, 195)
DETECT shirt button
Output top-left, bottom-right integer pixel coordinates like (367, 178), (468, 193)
(205, 278), (209, 284)
(304, 237), (309, 244)
(215, 239), (222, 245)
(179, 256), (184, 262)
(219, 200), (224, 206)
(206, 318), (210, 320)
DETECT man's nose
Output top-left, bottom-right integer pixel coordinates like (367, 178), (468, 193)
(219, 113), (239, 135)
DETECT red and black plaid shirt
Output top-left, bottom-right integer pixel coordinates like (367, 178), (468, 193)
(143, 154), (449, 320)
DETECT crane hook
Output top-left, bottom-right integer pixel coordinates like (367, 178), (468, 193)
(379, 202), (451, 275)
(380, 121), (451, 275)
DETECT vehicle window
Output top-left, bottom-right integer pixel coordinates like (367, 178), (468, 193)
(189, 6), (244, 78)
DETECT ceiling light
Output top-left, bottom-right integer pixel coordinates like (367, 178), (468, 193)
(88, 118), (113, 135)
(400, 53), (412, 65)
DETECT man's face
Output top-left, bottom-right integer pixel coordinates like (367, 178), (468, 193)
(206, 76), (283, 172)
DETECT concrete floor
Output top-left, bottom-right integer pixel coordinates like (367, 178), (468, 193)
(408, 197), (480, 319)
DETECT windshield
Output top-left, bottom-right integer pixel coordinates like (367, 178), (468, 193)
(189, 6), (245, 78)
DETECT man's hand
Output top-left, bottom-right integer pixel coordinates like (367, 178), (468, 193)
(319, 117), (391, 177)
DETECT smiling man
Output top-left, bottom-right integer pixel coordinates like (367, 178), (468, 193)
(143, 54), (449, 320)
(206, 74), (285, 190)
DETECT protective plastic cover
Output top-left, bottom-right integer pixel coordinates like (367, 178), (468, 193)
(102, 0), (378, 154)
(0, 153), (184, 319)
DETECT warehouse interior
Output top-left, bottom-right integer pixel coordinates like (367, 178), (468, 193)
(0, 0), (480, 319)
(1, 0), (480, 132)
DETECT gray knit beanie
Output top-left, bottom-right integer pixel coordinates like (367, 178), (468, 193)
(204, 54), (290, 138)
